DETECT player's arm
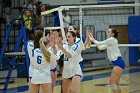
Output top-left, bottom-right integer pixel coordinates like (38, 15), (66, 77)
(97, 45), (107, 50)
(60, 47), (72, 58)
(84, 30), (91, 48)
(60, 44), (80, 59)
(88, 32), (113, 46)
(94, 38), (113, 46)
(57, 37), (72, 58)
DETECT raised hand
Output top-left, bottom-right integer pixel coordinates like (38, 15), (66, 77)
(88, 30), (95, 43)
(50, 33), (55, 48)
(86, 30), (90, 41)
(84, 30), (91, 48)
(53, 31), (59, 45)
(88, 31), (93, 39)
(53, 31), (58, 38)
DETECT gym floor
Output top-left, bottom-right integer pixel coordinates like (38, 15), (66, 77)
(0, 66), (140, 93)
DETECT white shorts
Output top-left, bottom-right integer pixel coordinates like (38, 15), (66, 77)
(31, 69), (51, 84)
(62, 63), (83, 79)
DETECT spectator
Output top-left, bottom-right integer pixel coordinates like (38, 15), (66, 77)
(23, 0), (33, 9)
(53, 11), (60, 26)
(62, 10), (71, 27)
(23, 10), (33, 40)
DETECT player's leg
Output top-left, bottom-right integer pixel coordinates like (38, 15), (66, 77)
(70, 75), (81, 93)
(51, 69), (57, 91)
(40, 83), (52, 93)
(109, 66), (123, 93)
(62, 78), (72, 93)
(29, 83), (40, 93)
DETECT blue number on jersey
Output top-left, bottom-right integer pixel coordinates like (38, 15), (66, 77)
(32, 49), (34, 57)
(32, 49), (42, 64)
(37, 56), (42, 64)
(64, 55), (69, 61)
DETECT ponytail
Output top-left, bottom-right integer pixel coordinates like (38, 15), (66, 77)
(110, 28), (119, 38)
(39, 37), (51, 63)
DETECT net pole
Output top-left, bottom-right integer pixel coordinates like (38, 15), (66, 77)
(79, 1), (83, 37)
(58, 8), (66, 41)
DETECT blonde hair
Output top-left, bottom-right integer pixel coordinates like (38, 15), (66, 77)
(39, 36), (51, 63)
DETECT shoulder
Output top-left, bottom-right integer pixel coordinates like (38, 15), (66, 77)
(34, 48), (42, 53)
(63, 41), (68, 48)
(76, 37), (81, 43)
(27, 41), (34, 48)
(107, 37), (118, 44)
(73, 43), (79, 51)
(107, 37), (116, 41)
(28, 40), (33, 44)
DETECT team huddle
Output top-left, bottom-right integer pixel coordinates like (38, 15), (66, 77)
(27, 25), (125, 93)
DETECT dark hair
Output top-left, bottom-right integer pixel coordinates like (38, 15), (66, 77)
(35, 26), (44, 32)
(62, 10), (67, 14)
(110, 28), (119, 38)
(34, 30), (43, 49)
(69, 25), (80, 38)
(68, 31), (76, 42)
(45, 29), (50, 36)
(58, 31), (62, 37)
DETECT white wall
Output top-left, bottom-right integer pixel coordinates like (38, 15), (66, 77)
(135, 0), (140, 15)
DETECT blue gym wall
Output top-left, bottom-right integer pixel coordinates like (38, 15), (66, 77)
(128, 16), (140, 66)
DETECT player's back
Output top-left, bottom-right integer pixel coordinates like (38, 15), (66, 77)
(32, 48), (51, 70)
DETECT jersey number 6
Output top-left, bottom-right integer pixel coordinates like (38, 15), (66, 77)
(32, 49), (42, 64)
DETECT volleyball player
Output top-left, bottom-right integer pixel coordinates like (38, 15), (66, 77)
(48, 31), (59, 92)
(27, 26), (45, 92)
(88, 28), (125, 93)
(57, 31), (83, 93)
(28, 30), (52, 93)
(68, 25), (90, 71)
(27, 35), (34, 93)
(39, 30), (60, 93)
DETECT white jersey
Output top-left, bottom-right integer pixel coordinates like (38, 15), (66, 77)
(27, 41), (34, 77)
(47, 47), (58, 70)
(75, 37), (85, 62)
(61, 43), (83, 78)
(95, 37), (121, 61)
(28, 47), (51, 84)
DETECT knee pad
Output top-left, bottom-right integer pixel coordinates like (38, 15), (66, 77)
(109, 84), (120, 90)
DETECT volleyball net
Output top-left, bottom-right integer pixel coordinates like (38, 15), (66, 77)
(41, 3), (140, 69)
